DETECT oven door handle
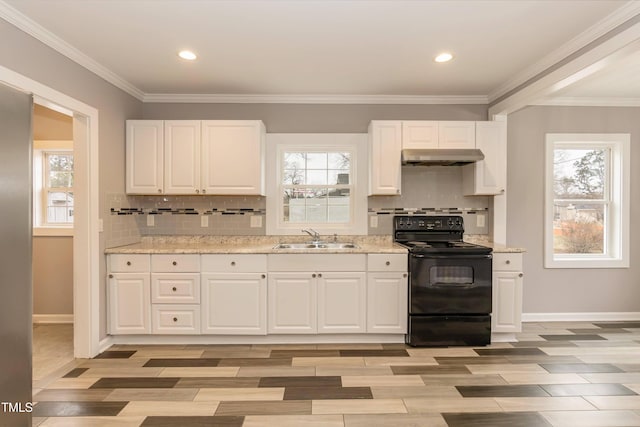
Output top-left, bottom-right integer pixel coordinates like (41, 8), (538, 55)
(410, 254), (493, 260)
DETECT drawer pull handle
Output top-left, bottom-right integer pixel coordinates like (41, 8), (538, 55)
(172, 287), (177, 292)
(109, 274), (113, 279)
(261, 274), (266, 279)
(505, 260), (511, 264)
(231, 261), (236, 266)
(403, 273), (407, 278)
(519, 273), (524, 278)
(318, 273), (322, 278)
(312, 273), (316, 278)
(126, 261), (131, 266)
(172, 261), (177, 266)
(173, 317), (178, 322)
(158, 189), (162, 193)
(386, 261), (391, 266)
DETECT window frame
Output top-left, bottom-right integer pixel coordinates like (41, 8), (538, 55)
(266, 134), (368, 236)
(33, 140), (74, 236)
(544, 133), (629, 268)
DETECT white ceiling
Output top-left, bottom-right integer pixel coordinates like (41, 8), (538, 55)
(3, 0), (639, 104)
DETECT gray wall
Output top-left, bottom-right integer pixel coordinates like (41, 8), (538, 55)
(141, 103), (488, 132)
(507, 105), (640, 314)
(1, 19), (143, 339)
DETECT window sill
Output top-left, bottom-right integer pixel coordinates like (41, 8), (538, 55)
(33, 227), (74, 237)
(545, 256), (629, 269)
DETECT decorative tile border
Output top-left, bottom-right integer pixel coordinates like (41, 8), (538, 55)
(368, 207), (489, 215)
(111, 207), (266, 216)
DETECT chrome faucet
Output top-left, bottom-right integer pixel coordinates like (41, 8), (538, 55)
(301, 228), (321, 243)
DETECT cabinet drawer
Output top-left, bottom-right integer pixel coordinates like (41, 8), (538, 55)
(152, 304), (200, 334)
(368, 254), (407, 272)
(151, 273), (200, 304)
(151, 254), (200, 272)
(201, 254), (267, 272)
(493, 253), (523, 271)
(109, 254), (150, 273)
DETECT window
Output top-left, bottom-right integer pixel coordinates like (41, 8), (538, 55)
(266, 134), (368, 235)
(545, 134), (629, 268)
(33, 140), (74, 235)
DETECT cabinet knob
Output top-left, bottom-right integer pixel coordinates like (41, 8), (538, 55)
(505, 260), (511, 264)
(231, 261), (236, 266)
(196, 189), (200, 194)
(519, 273), (524, 278)
(173, 317), (178, 322)
(172, 261), (177, 266)
(202, 189), (206, 194)
(501, 189), (505, 193)
(126, 261), (131, 266)
(403, 273), (407, 278)
(172, 287), (177, 292)
(261, 274), (266, 279)
(158, 189), (162, 193)
(318, 273), (322, 278)
(109, 274), (113, 279)
(396, 189), (400, 194)
(385, 261), (391, 266)
(312, 273), (316, 278)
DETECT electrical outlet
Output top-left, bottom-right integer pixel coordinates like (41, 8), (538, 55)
(147, 215), (155, 227)
(250, 215), (262, 228)
(370, 215), (378, 228)
(477, 214), (485, 228)
(201, 215), (209, 227)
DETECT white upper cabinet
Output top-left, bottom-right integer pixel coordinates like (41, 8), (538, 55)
(438, 121), (476, 149)
(125, 120), (164, 194)
(201, 120), (265, 195)
(368, 120), (402, 195)
(401, 121), (475, 149)
(164, 120), (201, 194)
(125, 120), (265, 195)
(462, 120), (507, 195)
(402, 121), (438, 149)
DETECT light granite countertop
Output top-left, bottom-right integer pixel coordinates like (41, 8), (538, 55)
(464, 235), (527, 253)
(105, 235), (408, 255)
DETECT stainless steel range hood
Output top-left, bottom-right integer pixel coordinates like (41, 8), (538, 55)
(401, 148), (484, 166)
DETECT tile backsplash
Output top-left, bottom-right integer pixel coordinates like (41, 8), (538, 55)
(106, 166), (490, 247)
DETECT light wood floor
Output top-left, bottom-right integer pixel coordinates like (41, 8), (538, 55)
(31, 322), (640, 427)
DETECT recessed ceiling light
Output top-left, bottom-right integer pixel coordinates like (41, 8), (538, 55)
(178, 50), (197, 61)
(434, 52), (453, 63)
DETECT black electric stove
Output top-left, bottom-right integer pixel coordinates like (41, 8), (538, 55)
(394, 215), (493, 346)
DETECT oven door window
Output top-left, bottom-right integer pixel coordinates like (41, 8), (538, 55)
(429, 265), (473, 285)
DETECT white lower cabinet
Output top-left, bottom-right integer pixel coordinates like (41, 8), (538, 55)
(268, 273), (317, 334)
(108, 273), (151, 334)
(201, 273), (267, 335)
(367, 272), (407, 333)
(318, 273), (366, 334)
(492, 253), (524, 333)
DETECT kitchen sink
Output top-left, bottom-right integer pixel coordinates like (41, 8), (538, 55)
(273, 242), (358, 250)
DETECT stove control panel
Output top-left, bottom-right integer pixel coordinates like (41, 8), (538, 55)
(394, 215), (464, 232)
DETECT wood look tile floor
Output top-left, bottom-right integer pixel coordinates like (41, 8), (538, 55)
(32, 322), (640, 426)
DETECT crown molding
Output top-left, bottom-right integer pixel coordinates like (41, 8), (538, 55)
(142, 93), (489, 104)
(533, 96), (640, 107)
(488, 1), (640, 103)
(0, 1), (145, 101)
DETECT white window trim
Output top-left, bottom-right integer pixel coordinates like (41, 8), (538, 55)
(544, 133), (630, 268)
(266, 133), (368, 236)
(33, 140), (74, 235)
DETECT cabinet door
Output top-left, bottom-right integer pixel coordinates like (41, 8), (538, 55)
(318, 272), (366, 334)
(492, 271), (523, 333)
(201, 273), (267, 335)
(402, 121), (438, 149)
(201, 121), (265, 195)
(367, 272), (407, 333)
(368, 121), (402, 195)
(438, 121), (475, 149)
(125, 120), (163, 194)
(164, 120), (201, 194)
(268, 273), (317, 334)
(463, 121), (507, 196)
(108, 273), (150, 334)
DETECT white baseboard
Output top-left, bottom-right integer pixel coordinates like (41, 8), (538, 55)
(522, 312), (640, 322)
(98, 336), (114, 354)
(33, 314), (73, 324)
